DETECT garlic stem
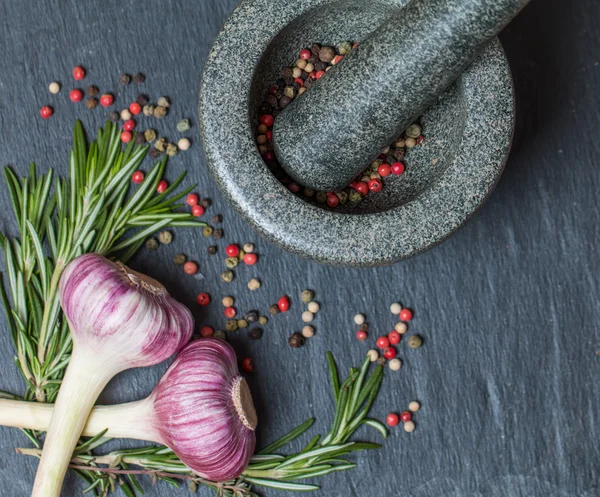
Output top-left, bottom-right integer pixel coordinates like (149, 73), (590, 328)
(0, 399), (157, 442)
(31, 351), (117, 497)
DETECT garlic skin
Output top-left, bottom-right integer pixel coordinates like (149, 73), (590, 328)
(149, 338), (257, 481)
(59, 253), (194, 370)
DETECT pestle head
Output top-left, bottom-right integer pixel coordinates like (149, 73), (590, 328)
(273, 0), (529, 192)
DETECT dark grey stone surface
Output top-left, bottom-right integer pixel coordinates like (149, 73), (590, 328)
(200, 0), (514, 266)
(274, 0), (527, 191)
(0, 0), (600, 497)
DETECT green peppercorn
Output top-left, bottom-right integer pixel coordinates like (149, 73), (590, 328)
(408, 335), (423, 349)
(221, 270), (234, 283)
(349, 190), (362, 203)
(154, 105), (167, 118)
(225, 257), (239, 269)
(158, 231), (173, 244)
(144, 129), (157, 142)
(154, 137), (167, 152)
(143, 104), (155, 116)
(284, 86), (297, 99)
(249, 328), (263, 340)
(247, 278), (261, 290)
(245, 311), (259, 323)
(213, 330), (227, 340)
(269, 304), (280, 315)
(145, 237), (159, 251)
(203, 226), (214, 237)
(173, 253), (187, 265)
(301, 290), (314, 303)
(207, 246), (217, 255)
(337, 41), (352, 55)
(405, 123), (422, 139)
(316, 192), (327, 204)
(177, 119), (191, 132)
(166, 143), (178, 157)
(304, 188), (315, 197)
(238, 250), (246, 261)
(288, 332), (305, 348)
(258, 316), (268, 325)
(225, 320), (238, 332)
(338, 191), (348, 204)
(237, 319), (248, 329)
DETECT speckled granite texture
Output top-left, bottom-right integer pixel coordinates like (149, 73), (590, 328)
(199, 0), (515, 266)
(273, 0), (527, 191)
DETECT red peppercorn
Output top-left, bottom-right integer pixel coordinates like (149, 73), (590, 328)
(315, 70), (326, 80)
(183, 261), (198, 275)
(266, 130), (273, 141)
(129, 102), (142, 115)
(378, 153), (387, 160)
(368, 179), (383, 192)
(200, 326), (214, 338)
(300, 49), (311, 60)
(244, 253), (258, 266)
(400, 411), (413, 423)
(72, 66), (86, 80)
(191, 205), (205, 217)
(186, 193), (199, 206)
(288, 183), (301, 193)
(120, 131), (132, 143)
(241, 357), (254, 373)
(356, 330), (368, 341)
(354, 182), (369, 196)
(99, 94), (114, 107)
(399, 308), (413, 322)
(224, 307), (237, 318)
(69, 89), (84, 102)
(278, 295), (290, 312)
(259, 114), (274, 127)
(376, 336), (390, 349)
(386, 413), (400, 427)
(391, 162), (405, 175)
(131, 170), (144, 184)
(40, 106), (53, 119)
(327, 194), (339, 208)
(268, 85), (278, 95)
(309, 72), (317, 80)
(225, 244), (240, 257)
(378, 164), (392, 177)
(263, 151), (274, 161)
(384, 347), (397, 359)
(416, 135), (424, 145)
(294, 77), (304, 87)
(123, 119), (136, 131)
(196, 292), (211, 306)
(388, 330), (402, 345)
(156, 180), (168, 194)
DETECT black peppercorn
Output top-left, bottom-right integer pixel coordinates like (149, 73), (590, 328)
(266, 95), (279, 108)
(318, 46), (336, 63)
(279, 96), (292, 109)
(248, 328), (263, 340)
(207, 246), (217, 255)
(108, 111), (119, 122)
(308, 55), (318, 65)
(393, 148), (406, 161)
(288, 332), (305, 348)
(269, 304), (280, 315)
(311, 43), (321, 55)
(304, 79), (313, 90)
(120, 73), (131, 85)
(282, 67), (293, 79)
(315, 61), (328, 72)
(136, 94), (149, 106)
(211, 214), (222, 224)
(199, 198), (212, 209)
(245, 311), (259, 323)
(149, 148), (162, 159)
(134, 133), (146, 145)
(359, 323), (369, 332)
(259, 103), (272, 115)
(133, 72), (145, 84)
(213, 228), (224, 239)
(87, 85), (99, 97)
(273, 109), (281, 118)
(85, 97), (98, 110)
(283, 76), (294, 86)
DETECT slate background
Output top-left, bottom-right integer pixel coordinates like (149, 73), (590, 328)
(0, 0), (599, 496)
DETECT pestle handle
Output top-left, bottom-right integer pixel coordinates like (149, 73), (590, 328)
(273, 0), (529, 192)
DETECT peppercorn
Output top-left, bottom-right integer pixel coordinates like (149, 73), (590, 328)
(279, 96), (292, 109)
(395, 322), (408, 334)
(40, 105), (53, 119)
(284, 86), (296, 99)
(404, 421), (416, 433)
(269, 304), (280, 315)
(367, 349), (379, 362)
(176, 118), (191, 133)
(315, 61), (328, 72)
(213, 228), (224, 239)
(409, 401), (421, 412)
(142, 129), (156, 143)
(68, 89), (82, 101)
(338, 41), (352, 55)
(301, 290), (314, 303)
(248, 278), (261, 290)
(145, 237), (159, 251)
(213, 330), (227, 340)
(349, 190), (362, 203)
(359, 323), (369, 332)
(288, 332), (305, 348)
(243, 243), (254, 253)
(390, 303), (402, 314)
(408, 335), (423, 349)
(405, 123), (422, 139)
(338, 191), (349, 204)
(166, 143), (178, 157)
(142, 104), (155, 116)
(154, 106), (167, 118)
(405, 137), (417, 148)
(225, 320), (238, 332)
(316, 192), (327, 204)
(221, 270), (234, 283)
(158, 231), (173, 244)
(207, 246), (218, 255)
(149, 148), (162, 159)
(100, 94), (114, 107)
(183, 261), (198, 275)
(356, 330), (368, 341)
(354, 314), (365, 325)
(121, 131), (133, 144)
(108, 111), (119, 122)
(377, 357), (387, 366)
(85, 98), (98, 110)
(136, 94), (149, 106)
(225, 307), (237, 318)
(302, 325), (315, 338)
(134, 133), (146, 145)
(237, 319), (248, 329)
(157, 96), (170, 108)
(225, 257), (239, 269)
(173, 253), (186, 265)
(133, 72), (145, 84)
(132, 170), (145, 184)
(399, 308), (413, 322)
(202, 226), (213, 237)
(200, 198), (212, 209)
(393, 148), (406, 161)
(154, 137), (167, 152)
(249, 328), (263, 340)
(48, 82), (61, 94)
(259, 316), (268, 325)
(307, 301), (320, 313)
(120, 73), (131, 85)
(245, 311), (259, 323)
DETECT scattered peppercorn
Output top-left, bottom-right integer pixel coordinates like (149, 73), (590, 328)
(249, 328), (263, 340)
(48, 82), (61, 94)
(149, 148), (162, 159)
(200, 326), (214, 338)
(377, 357), (387, 366)
(177, 119), (191, 132)
(143, 104), (155, 116)
(157, 96), (170, 108)
(226, 320), (238, 332)
(136, 94), (149, 106)
(245, 311), (259, 323)
(133, 72), (145, 84)
(121, 109), (132, 121)
(307, 301), (320, 313)
(248, 278), (261, 291)
(221, 270), (234, 283)
(288, 332), (305, 348)
(408, 335), (423, 349)
(166, 143), (178, 157)
(354, 314), (365, 325)
(183, 261), (198, 275)
(237, 319), (249, 329)
(212, 214), (223, 224)
(399, 308), (413, 322)
(390, 303), (402, 314)
(302, 325), (315, 338)
(213, 229), (224, 239)
(129, 102), (142, 115)
(302, 311), (314, 323)
(388, 331), (402, 345)
(389, 358), (402, 371)
(207, 245), (218, 255)
(384, 347), (397, 360)
(376, 336), (390, 349)
(278, 296), (290, 312)
(200, 198), (212, 209)
(70, 89), (84, 102)
(158, 230), (172, 244)
(259, 316), (268, 325)
(226, 244), (241, 258)
(134, 133), (146, 145)
(192, 205), (205, 217)
(154, 105), (167, 118)
(100, 94), (114, 107)
(87, 85), (99, 97)
(120, 73), (131, 85)
(224, 307), (237, 318)
(178, 138), (191, 151)
(108, 111), (119, 122)
(301, 290), (314, 303)
(404, 421), (416, 433)
(73, 66), (86, 80)
(244, 253), (258, 266)
(202, 225), (213, 236)
(356, 330), (368, 341)
(367, 349), (379, 362)
(269, 304), (280, 315)
(243, 243), (255, 253)
(409, 401), (421, 412)
(40, 106), (53, 119)
(132, 170), (145, 183)
(121, 131), (132, 143)
(386, 413), (400, 427)
(173, 253), (187, 265)
(241, 357), (253, 373)
(395, 322), (408, 334)
(145, 237), (159, 251)
(225, 257), (239, 269)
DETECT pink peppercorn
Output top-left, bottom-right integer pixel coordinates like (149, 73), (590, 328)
(69, 89), (84, 102)
(123, 119), (136, 131)
(368, 179), (383, 192)
(300, 49), (311, 60)
(400, 411), (413, 423)
(120, 131), (132, 143)
(399, 308), (413, 322)
(200, 326), (214, 338)
(225, 244), (240, 258)
(259, 114), (274, 127)
(131, 170), (144, 184)
(191, 205), (205, 217)
(40, 106), (53, 119)
(129, 102), (141, 115)
(386, 414), (400, 427)
(186, 193), (199, 206)
(356, 330), (368, 341)
(72, 66), (86, 80)
(315, 70), (326, 80)
(384, 347), (397, 359)
(326, 194), (339, 208)
(196, 293), (211, 306)
(156, 180), (168, 194)
(378, 164), (392, 177)
(99, 94), (114, 107)
(244, 253), (258, 266)
(391, 162), (405, 175)
(224, 307), (237, 318)
(376, 336), (390, 349)
(288, 183), (301, 193)
(354, 182), (368, 196)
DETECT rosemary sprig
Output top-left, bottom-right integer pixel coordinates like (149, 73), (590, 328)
(0, 121), (204, 403)
(16, 352), (387, 496)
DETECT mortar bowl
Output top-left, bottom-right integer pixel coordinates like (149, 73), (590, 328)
(199, 0), (514, 267)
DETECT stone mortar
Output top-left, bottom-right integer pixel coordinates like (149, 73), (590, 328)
(199, 0), (515, 267)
